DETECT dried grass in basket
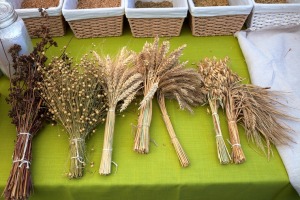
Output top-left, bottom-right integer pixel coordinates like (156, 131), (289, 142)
(93, 48), (143, 175)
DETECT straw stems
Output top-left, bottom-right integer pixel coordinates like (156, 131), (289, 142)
(3, 133), (33, 200)
(158, 94), (189, 167)
(99, 106), (116, 175)
(208, 98), (231, 164)
(134, 100), (152, 154)
(69, 137), (86, 179)
(226, 91), (245, 164)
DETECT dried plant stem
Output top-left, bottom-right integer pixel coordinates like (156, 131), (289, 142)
(99, 106), (116, 175)
(208, 98), (231, 164)
(69, 137), (86, 178)
(134, 100), (152, 154)
(3, 134), (33, 200)
(158, 94), (189, 167)
(226, 92), (245, 164)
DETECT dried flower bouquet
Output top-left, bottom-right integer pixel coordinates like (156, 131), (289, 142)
(3, 29), (56, 200)
(93, 48), (143, 175)
(38, 53), (107, 178)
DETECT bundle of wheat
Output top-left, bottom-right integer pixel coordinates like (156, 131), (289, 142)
(93, 48), (143, 175)
(198, 57), (242, 164)
(135, 38), (205, 167)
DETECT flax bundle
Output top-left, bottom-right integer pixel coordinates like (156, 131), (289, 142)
(93, 48), (143, 175)
(38, 54), (107, 178)
(3, 28), (56, 200)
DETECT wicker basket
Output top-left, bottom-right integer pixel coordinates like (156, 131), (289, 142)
(125, 0), (188, 37)
(188, 0), (253, 36)
(13, 0), (66, 38)
(247, 0), (300, 30)
(62, 0), (124, 38)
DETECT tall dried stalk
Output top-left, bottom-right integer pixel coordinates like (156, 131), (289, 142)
(38, 54), (107, 178)
(198, 57), (247, 164)
(135, 37), (205, 167)
(158, 66), (204, 166)
(158, 94), (190, 167)
(134, 38), (194, 155)
(3, 28), (55, 200)
(93, 48), (143, 175)
(208, 98), (231, 164)
(226, 89), (245, 164)
(231, 83), (293, 158)
(198, 57), (232, 164)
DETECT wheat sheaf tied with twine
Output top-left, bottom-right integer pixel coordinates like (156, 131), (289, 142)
(230, 83), (293, 158)
(135, 37), (205, 167)
(198, 57), (241, 164)
(93, 47), (143, 175)
(37, 54), (107, 179)
(158, 65), (205, 167)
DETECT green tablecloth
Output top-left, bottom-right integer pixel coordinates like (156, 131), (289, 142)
(0, 23), (299, 200)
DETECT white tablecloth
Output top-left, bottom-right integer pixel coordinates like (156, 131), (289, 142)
(236, 26), (300, 195)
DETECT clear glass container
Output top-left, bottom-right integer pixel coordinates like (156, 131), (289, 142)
(0, 1), (33, 78)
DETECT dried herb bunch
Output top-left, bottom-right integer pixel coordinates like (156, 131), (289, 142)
(37, 53), (107, 178)
(197, 57), (241, 164)
(134, 37), (204, 166)
(230, 83), (292, 157)
(157, 65), (205, 167)
(93, 48), (143, 175)
(4, 28), (56, 200)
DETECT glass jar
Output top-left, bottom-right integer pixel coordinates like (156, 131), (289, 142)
(0, 1), (33, 78)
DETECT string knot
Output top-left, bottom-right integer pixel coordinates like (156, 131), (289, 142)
(13, 133), (32, 169)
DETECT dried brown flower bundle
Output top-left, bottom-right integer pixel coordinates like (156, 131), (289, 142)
(198, 57), (243, 164)
(93, 48), (143, 175)
(3, 28), (56, 200)
(157, 65), (205, 167)
(37, 53), (107, 178)
(230, 83), (293, 157)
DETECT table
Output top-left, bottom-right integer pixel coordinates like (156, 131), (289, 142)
(0, 22), (299, 200)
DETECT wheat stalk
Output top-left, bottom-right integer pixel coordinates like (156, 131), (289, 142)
(93, 48), (143, 175)
(158, 94), (190, 167)
(230, 83), (293, 158)
(198, 57), (232, 164)
(135, 37), (205, 168)
(134, 38), (188, 154)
